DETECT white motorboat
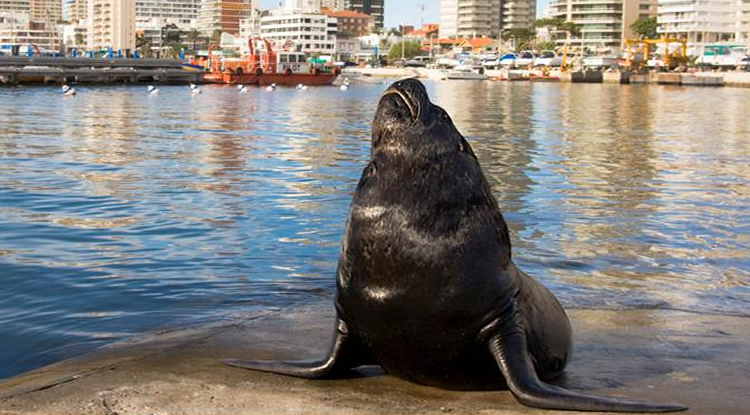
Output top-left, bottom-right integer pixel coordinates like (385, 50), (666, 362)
(446, 64), (488, 80)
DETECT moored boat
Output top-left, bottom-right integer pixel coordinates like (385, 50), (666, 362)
(200, 37), (339, 86)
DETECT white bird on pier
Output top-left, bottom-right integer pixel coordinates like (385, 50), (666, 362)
(236, 84), (247, 93)
(189, 83), (201, 94)
(61, 84), (76, 96)
(147, 85), (159, 94)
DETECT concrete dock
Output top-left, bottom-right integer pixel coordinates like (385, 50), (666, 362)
(0, 57), (201, 85)
(343, 67), (750, 88)
(1, 302), (748, 415)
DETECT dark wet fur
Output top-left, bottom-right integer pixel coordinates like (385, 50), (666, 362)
(224, 79), (687, 413)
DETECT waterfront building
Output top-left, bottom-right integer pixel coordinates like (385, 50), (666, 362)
(136, 0), (200, 46)
(335, 32), (359, 59)
(323, 8), (373, 36)
(0, 11), (61, 53)
(347, 0), (382, 29)
(259, 10), (337, 54)
(238, 7), (265, 39)
(439, 0), (536, 39)
(64, 0), (88, 22)
(197, 0), (253, 36)
(0, 1), (29, 13)
(657, 0), (738, 48)
(501, 0), (536, 30)
(548, 0), (657, 50)
(88, 0), (135, 51)
(30, 0), (61, 23)
(61, 20), (87, 49)
(739, 0), (750, 43)
(260, 10), (337, 54)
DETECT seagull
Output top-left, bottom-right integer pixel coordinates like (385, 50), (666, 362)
(296, 84), (308, 91)
(237, 84), (247, 93)
(190, 83), (201, 94)
(61, 84), (76, 96)
(266, 83), (277, 91)
(147, 85), (159, 94)
(340, 84), (349, 91)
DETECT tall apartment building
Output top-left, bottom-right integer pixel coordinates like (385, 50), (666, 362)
(657, 0), (737, 47)
(31, 0), (61, 23)
(502, 0), (536, 30)
(439, 0), (535, 38)
(197, 0), (253, 36)
(1, 0), (62, 23)
(0, 0), (30, 13)
(64, 0), (88, 22)
(321, 0), (347, 9)
(88, 0), (135, 50)
(739, 0), (750, 42)
(548, 0), (657, 50)
(136, 0), (200, 45)
(0, 10), (61, 52)
(347, 0), (382, 29)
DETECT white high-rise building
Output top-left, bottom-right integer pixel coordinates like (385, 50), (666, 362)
(0, 0), (30, 12)
(738, 0), (750, 42)
(260, 9), (337, 54)
(657, 0), (738, 48)
(64, 0), (88, 22)
(549, 0), (657, 50)
(88, 0), (135, 50)
(31, 0), (61, 23)
(439, 0), (536, 39)
(136, 0), (201, 45)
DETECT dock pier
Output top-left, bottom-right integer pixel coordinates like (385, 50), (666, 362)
(0, 57), (202, 86)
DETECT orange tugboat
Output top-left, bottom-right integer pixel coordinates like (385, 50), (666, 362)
(200, 37), (339, 86)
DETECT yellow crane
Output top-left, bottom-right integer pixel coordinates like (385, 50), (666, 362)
(624, 37), (687, 70)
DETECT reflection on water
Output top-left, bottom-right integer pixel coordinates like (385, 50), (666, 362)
(1, 82), (749, 379)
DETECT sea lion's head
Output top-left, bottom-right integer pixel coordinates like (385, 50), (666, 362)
(371, 78), (471, 159)
(350, 78), (510, 261)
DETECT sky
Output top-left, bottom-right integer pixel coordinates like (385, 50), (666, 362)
(260, 0), (547, 29)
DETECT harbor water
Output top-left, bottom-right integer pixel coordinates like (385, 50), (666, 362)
(0, 81), (749, 380)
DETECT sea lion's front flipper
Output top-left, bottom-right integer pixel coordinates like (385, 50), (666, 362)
(487, 317), (687, 413)
(223, 318), (370, 379)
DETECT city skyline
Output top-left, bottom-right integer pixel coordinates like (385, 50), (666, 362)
(259, 0), (549, 29)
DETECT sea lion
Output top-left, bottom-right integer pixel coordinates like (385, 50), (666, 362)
(224, 79), (686, 412)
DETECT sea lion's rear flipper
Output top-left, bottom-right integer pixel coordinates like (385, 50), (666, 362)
(487, 317), (687, 413)
(223, 318), (370, 379)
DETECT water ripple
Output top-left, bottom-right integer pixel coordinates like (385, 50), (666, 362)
(0, 82), (749, 379)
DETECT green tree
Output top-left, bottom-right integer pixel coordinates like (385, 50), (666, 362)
(136, 33), (153, 57)
(211, 29), (222, 44)
(630, 16), (658, 39)
(186, 28), (201, 52)
(502, 28), (535, 52)
(536, 40), (557, 52)
(387, 40), (422, 61)
(74, 32), (84, 46)
(534, 18), (580, 40)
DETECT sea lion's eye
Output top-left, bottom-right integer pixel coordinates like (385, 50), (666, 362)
(457, 142), (465, 153)
(366, 162), (377, 177)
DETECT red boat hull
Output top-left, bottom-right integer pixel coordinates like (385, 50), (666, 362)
(201, 72), (337, 86)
